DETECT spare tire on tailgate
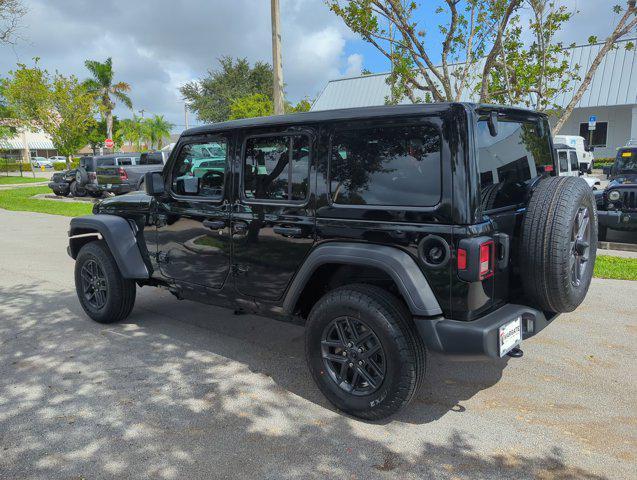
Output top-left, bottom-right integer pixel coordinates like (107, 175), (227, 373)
(519, 176), (597, 313)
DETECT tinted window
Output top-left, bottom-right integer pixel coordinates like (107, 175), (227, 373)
(171, 140), (227, 198)
(329, 124), (441, 206)
(96, 158), (115, 166)
(117, 157), (133, 166)
(141, 153), (163, 165)
(243, 135), (310, 202)
(558, 151), (569, 172)
(569, 151), (579, 171)
(477, 116), (552, 210)
(616, 148), (637, 173)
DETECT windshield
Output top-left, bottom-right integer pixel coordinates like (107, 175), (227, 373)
(616, 149), (637, 173)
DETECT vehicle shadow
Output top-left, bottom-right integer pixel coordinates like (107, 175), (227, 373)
(0, 283), (609, 479)
(129, 286), (509, 426)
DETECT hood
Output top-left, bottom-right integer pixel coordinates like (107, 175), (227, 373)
(94, 191), (153, 215)
(608, 176), (637, 188)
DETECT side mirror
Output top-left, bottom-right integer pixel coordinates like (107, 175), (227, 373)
(487, 111), (499, 137)
(175, 176), (199, 195)
(145, 172), (165, 196)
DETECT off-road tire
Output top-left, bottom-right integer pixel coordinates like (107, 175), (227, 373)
(519, 176), (597, 313)
(69, 180), (86, 197)
(305, 284), (426, 420)
(74, 241), (136, 324)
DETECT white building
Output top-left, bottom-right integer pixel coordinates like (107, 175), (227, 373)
(311, 38), (637, 159)
(0, 124), (56, 161)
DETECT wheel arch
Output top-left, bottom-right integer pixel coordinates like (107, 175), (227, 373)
(283, 242), (442, 318)
(68, 214), (149, 279)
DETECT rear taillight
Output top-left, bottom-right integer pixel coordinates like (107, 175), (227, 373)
(479, 241), (494, 279)
(118, 167), (128, 180)
(457, 248), (467, 270)
(457, 237), (495, 282)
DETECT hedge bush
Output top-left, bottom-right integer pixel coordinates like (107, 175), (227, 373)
(594, 157), (615, 167)
(0, 161), (32, 173)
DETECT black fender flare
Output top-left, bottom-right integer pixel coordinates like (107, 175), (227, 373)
(68, 214), (149, 279)
(283, 242), (442, 317)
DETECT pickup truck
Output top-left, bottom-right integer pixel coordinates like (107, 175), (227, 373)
(92, 151), (167, 195)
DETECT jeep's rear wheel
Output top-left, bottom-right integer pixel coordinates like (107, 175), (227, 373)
(305, 284), (426, 420)
(75, 241), (136, 324)
(519, 176), (597, 313)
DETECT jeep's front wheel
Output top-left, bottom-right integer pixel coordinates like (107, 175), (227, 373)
(74, 241), (136, 324)
(305, 284), (426, 420)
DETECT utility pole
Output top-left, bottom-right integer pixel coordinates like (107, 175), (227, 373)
(138, 109), (145, 119)
(184, 103), (189, 129)
(271, 0), (285, 115)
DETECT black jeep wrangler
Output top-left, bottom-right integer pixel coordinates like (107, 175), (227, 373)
(597, 146), (637, 240)
(67, 104), (597, 419)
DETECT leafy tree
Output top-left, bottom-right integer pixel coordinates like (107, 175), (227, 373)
(0, 0), (26, 45)
(142, 115), (173, 149)
(485, 1), (578, 111)
(229, 93), (273, 120)
(86, 116), (120, 153)
(181, 57), (273, 123)
(117, 116), (145, 151)
(83, 57), (133, 142)
(288, 98), (312, 113)
(327, 0), (522, 103)
(2, 62), (97, 167)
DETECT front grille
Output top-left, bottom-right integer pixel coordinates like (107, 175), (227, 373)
(623, 190), (637, 211)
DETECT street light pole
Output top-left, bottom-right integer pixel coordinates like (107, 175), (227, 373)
(271, 0), (285, 115)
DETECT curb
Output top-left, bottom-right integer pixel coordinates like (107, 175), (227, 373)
(599, 241), (637, 253)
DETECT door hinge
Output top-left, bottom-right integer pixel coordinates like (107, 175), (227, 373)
(231, 264), (249, 276)
(157, 251), (170, 264)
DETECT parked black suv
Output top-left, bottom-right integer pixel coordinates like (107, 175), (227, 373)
(597, 146), (637, 240)
(67, 104), (597, 419)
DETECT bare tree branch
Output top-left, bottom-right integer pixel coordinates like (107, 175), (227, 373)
(553, 5), (637, 133)
(0, 0), (26, 45)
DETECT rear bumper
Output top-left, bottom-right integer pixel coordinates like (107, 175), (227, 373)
(415, 304), (557, 359)
(598, 210), (637, 230)
(87, 183), (132, 195)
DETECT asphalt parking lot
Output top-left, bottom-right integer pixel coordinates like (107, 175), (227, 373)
(0, 208), (636, 480)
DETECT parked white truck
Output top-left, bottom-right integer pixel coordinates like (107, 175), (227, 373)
(553, 135), (595, 173)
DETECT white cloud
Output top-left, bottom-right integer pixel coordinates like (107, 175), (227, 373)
(345, 53), (364, 77)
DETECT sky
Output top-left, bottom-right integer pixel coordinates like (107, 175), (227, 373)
(0, 0), (628, 132)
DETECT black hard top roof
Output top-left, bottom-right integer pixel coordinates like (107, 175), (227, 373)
(182, 103), (544, 137)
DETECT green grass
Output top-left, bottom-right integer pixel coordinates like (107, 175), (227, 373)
(594, 255), (637, 281)
(0, 176), (46, 185)
(0, 186), (93, 217)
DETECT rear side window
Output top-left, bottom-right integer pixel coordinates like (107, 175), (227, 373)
(569, 151), (579, 171)
(329, 124), (442, 206)
(558, 151), (568, 172)
(117, 157), (133, 166)
(140, 153), (163, 165)
(97, 158), (115, 167)
(243, 134), (310, 202)
(477, 116), (552, 211)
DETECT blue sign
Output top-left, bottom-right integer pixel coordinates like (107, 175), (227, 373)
(589, 115), (597, 123)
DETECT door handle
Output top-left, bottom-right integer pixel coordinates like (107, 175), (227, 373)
(203, 220), (225, 230)
(232, 221), (248, 233)
(273, 226), (303, 237)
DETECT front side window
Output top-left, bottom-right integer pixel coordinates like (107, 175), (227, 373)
(616, 148), (637, 174)
(243, 135), (310, 202)
(477, 115), (552, 210)
(171, 139), (227, 198)
(329, 124), (442, 206)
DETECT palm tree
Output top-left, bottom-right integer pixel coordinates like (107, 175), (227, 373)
(83, 58), (132, 142)
(144, 115), (174, 150)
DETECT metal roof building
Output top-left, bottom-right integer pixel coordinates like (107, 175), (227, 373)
(312, 38), (637, 158)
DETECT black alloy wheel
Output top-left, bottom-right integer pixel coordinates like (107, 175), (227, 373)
(570, 206), (591, 287)
(80, 259), (108, 310)
(321, 316), (386, 396)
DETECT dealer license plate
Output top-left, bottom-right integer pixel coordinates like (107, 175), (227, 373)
(499, 317), (522, 357)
